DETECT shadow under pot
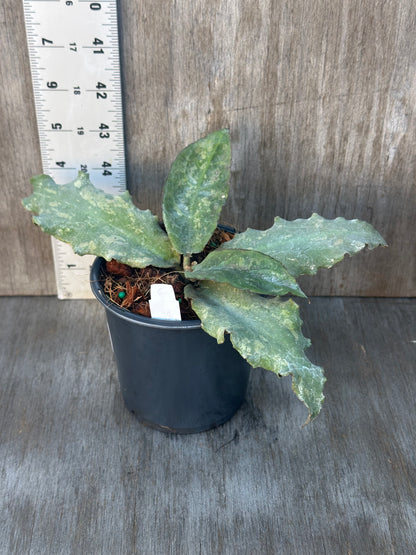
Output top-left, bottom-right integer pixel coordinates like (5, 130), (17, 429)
(90, 257), (250, 434)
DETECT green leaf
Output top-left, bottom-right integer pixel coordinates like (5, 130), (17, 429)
(162, 129), (231, 255)
(185, 248), (306, 297)
(185, 281), (325, 421)
(221, 213), (387, 276)
(22, 172), (180, 268)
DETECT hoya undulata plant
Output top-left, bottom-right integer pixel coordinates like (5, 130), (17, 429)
(23, 129), (386, 422)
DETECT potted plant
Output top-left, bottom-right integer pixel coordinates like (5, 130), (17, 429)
(23, 129), (386, 432)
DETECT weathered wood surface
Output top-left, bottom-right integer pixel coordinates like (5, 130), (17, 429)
(2, 0), (416, 295)
(0, 2), (56, 295)
(1, 297), (415, 553)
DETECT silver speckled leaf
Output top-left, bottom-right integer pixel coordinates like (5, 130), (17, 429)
(221, 213), (387, 276)
(185, 248), (306, 297)
(22, 172), (180, 268)
(185, 281), (325, 421)
(162, 129), (231, 255)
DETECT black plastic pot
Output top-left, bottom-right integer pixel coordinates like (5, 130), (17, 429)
(90, 257), (250, 433)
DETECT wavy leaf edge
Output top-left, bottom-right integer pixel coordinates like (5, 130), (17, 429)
(185, 281), (326, 422)
(23, 172), (180, 268)
(220, 213), (387, 276)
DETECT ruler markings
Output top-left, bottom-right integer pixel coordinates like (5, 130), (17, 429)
(23, 0), (126, 299)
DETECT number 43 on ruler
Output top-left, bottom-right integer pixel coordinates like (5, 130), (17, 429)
(23, 0), (126, 298)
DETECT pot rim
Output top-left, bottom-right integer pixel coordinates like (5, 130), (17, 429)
(90, 257), (202, 330)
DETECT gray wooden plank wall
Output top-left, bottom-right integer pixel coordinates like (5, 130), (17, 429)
(1, 1), (415, 296)
(1, 297), (415, 553)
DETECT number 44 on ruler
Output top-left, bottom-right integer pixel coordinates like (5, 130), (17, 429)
(23, 0), (126, 298)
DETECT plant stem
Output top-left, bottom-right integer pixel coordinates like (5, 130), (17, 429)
(183, 255), (192, 273)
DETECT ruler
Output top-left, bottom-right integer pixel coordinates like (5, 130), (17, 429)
(23, 0), (126, 298)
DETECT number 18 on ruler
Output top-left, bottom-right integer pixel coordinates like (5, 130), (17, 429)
(23, 0), (126, 298)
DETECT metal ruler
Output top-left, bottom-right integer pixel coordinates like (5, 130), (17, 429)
(23, 0), (126, 298)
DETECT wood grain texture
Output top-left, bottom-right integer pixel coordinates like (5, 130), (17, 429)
(2, 0), (415, 295)
(1, 297), (415, 553)
(0, 2), (56, 295)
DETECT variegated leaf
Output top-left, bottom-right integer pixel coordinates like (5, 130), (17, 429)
(221, 213), (387, 276)
(22, 172), (180, 268)
(185, 248), (306, 297)
(162, 129), (231, 255)
(185, 281), (325, 421)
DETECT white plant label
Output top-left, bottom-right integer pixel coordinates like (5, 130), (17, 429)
(23, 0), (126, 299)
(149, 284), (182, 321)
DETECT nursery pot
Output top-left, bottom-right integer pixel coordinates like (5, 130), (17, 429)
(90, 257), (250, 434)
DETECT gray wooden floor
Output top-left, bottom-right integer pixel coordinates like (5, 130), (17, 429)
(1, 297), (415, 554)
